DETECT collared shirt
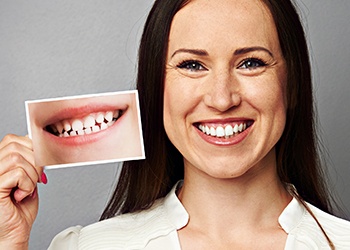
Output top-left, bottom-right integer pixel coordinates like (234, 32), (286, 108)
(49, 182), (350, 249)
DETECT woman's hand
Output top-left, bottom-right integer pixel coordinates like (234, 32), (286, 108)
(0, 134), (45, 249)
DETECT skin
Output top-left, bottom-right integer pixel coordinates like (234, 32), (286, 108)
(28, 93), (143, 167)
(164, 0), (292, 248)
(0, 134), (43, 249)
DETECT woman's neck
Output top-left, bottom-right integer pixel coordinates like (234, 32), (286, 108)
(177, 157), (292, 236)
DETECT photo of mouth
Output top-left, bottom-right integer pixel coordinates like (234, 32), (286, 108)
(26, 90), (145, 169)
(45, 109), (124, 138)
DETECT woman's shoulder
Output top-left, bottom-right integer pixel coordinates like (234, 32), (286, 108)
(308, 203), (350, 234)
(48, 198), (173, 250)
(48, 182), (188, 250)
(292, 201), (350, 249)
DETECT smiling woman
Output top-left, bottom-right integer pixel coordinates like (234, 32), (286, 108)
(26, 91), (143, 167)
(0, 0), (349, 249)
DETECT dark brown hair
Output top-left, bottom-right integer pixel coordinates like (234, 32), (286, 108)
(261, 0), (333, 213)
(100, 0), (333, 219)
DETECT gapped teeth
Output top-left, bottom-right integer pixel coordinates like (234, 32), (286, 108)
(47, 110), (123, 137)
(198, 123), (248, 138)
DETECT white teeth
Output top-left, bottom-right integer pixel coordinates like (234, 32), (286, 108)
(72, 119), (84, 131)
(83, 115), (95, 128)
(77, 130), (84, 136)
(96, 113), (105, 123)
(238, 123), (243, 132)
(48, 110), (124, 137)
(84, 127), (92, 134)
(199, 124), (204, 133)
(205, 126), (210, 135)
(216, 126), (225, 137)
(225, 125), (233, 136)
(105, 111), (113, 122)
(63, 120), (71, 132)
(198, 122), (249, 138)
(92, 125), (100, 133)
(233, 124), (239, 133)
(100, 122), (108, 130)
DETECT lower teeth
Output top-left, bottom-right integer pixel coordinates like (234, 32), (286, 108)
(46, 117), (119, 137)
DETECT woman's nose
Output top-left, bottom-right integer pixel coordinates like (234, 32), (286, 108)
(203, 72), (241, 112)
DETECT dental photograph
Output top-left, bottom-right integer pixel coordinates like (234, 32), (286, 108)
(26, 91), (144, 168)
(0, 0), (350, 249)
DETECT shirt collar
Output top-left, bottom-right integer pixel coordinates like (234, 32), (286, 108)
(278, 197), (306, 233)
(163, 180), (189, 230)
(163, 181), (306, 234)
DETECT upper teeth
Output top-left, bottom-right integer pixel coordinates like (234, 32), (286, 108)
(198, 123), (247, 138)
(46, 110), (123, 137)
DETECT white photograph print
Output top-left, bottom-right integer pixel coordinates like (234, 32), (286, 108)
(26, 90), (145, 169)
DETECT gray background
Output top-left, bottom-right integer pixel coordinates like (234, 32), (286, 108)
(0, 0), (348, 249)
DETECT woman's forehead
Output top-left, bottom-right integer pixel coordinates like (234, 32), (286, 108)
(168, 0), (279, 54)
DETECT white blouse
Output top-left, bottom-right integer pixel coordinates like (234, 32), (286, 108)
(49, 183), (350, 249)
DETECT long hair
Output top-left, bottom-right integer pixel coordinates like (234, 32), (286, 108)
(100, 0), (333, 220)
(262, 0), (333, 213)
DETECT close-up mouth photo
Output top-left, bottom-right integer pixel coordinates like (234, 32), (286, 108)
(44, 109), (126, 138)
(39, 103), (129, 147)
(25, 90), (144, 168)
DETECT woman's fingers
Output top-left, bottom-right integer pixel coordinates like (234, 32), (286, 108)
(0, 134), (33, 151)
(0, 146), (40, 183)
(0, 134), (41, 246)
(0, 134), (43, 183)
(0, 134), (45, 203)
(0, 135), (35, 166)
(0, 167), (36, 203)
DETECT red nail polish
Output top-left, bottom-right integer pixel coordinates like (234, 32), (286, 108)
(41, 172), (48, 184)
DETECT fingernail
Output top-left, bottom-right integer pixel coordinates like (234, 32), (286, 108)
(41, 172), (48, 184)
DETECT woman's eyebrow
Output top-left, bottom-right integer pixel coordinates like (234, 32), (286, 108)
(171, 48), (209, 58)
(234, 46), (273, 57)
(171, 47), (273, 58)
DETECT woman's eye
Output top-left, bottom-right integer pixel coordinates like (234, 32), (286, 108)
(238, 58), (267, 70)
(177, 60), (206, 71)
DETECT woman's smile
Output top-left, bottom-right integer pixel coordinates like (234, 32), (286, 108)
(194, 119), (254, 146)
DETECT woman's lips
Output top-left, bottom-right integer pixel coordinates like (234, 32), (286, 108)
(194, 119), (254, 146)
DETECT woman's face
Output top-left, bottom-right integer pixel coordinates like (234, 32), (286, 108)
(164, 0), (287, 179)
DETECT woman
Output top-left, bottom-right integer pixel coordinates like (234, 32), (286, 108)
(0, 0), (349, 249)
